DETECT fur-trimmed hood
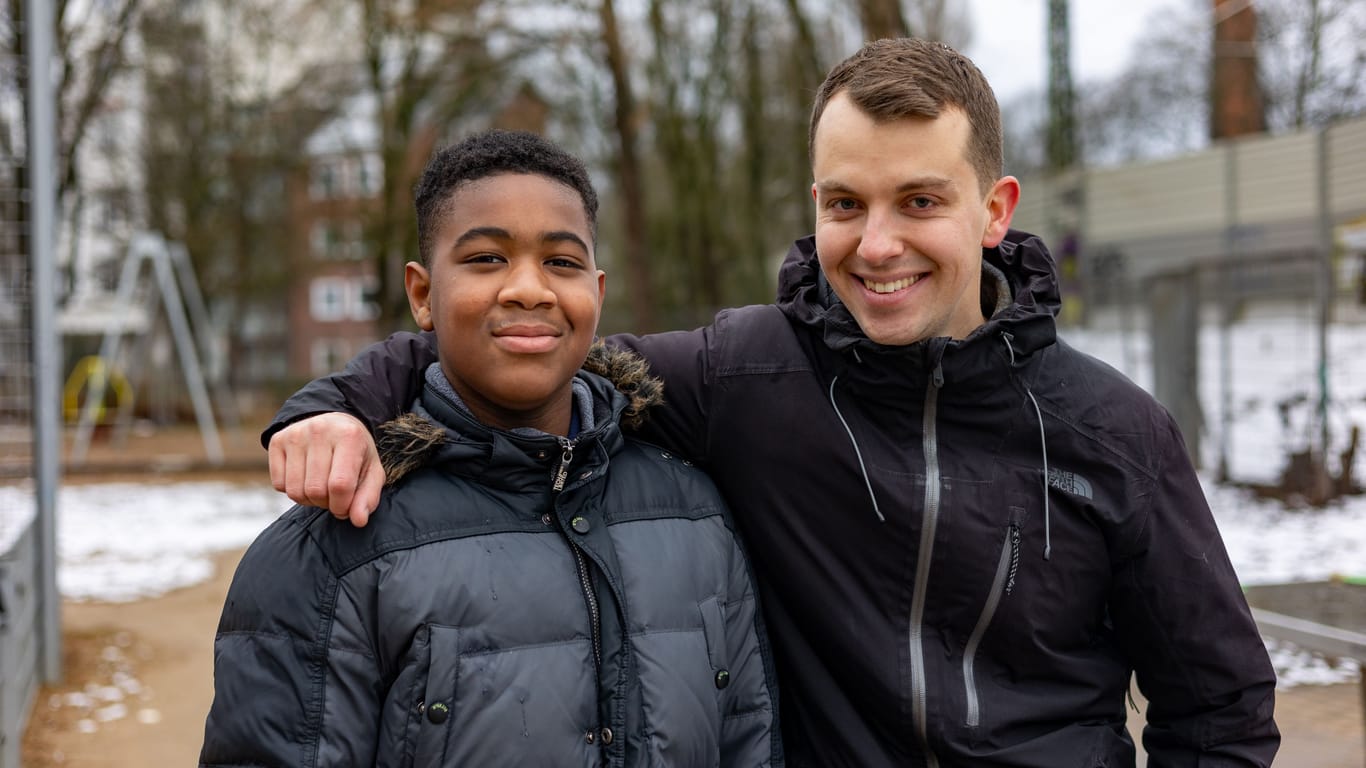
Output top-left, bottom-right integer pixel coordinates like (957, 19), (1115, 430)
(376, 342), (662, 484)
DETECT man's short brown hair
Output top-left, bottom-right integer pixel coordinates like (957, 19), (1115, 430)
(809, 38), (1003, 195)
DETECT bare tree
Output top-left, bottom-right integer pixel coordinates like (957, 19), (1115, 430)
(1017, 0), (1366, 171)
(53, 0), (141, 202)
(857, 0), (908, 40)
(1258, 0), (1366, 130)
(598, 0), (655, 330)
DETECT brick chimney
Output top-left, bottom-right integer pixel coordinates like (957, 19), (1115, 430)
(1210, 0), (1266, 139)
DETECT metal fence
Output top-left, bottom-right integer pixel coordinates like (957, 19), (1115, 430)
(0, 1), (61, 764)
(1014, 115), (1366, 484)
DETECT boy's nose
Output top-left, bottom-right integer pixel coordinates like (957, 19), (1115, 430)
(499, 262), (556, 308)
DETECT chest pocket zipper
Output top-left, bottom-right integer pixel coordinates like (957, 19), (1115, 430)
(963, 523), (1019, 729)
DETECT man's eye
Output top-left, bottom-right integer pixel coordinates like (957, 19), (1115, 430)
(832, 198), (858, 211)
(908, 196), (935, 209)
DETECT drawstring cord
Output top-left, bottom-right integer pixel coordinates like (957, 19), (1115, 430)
(828, 375), (886, 523)
(1002, 333), (1052, 561)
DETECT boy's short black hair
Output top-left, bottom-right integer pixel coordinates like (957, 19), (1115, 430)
(414, 129), (599, 264)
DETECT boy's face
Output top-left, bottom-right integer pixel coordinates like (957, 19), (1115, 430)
(810, 93), (1018, 346)
(405, 172), (604, 434)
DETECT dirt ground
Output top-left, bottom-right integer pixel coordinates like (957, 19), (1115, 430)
(19, 549), (242, 767)
(12, 424), (1366, 766)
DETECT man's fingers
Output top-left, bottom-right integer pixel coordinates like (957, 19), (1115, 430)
(348, 458), (385, 528)
(268, 437), (288, 494)
(264, 413), (378, 515)
(323, 440), (372, 520)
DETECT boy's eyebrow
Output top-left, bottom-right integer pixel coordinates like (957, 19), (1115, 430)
(451, 227), (590, 253)
(542, 230), (590, 253)
(453, 226), (511, 248)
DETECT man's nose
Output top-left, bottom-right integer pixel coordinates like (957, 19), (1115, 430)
(857, 207), (903, 265)
(499, 262), (556, 308)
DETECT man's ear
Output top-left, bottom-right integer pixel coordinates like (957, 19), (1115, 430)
(404, 261), (435, 331)
(981, 175), (1021, 248)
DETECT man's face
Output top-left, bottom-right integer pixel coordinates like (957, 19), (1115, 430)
(810, 93), (1017, 346)
(405, 172), (604, 433)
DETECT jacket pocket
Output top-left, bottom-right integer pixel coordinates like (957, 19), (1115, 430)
(699, 595), (729, 675)
(377, 624), (460, 768)
(962, 522), (1019, 729)
(411, 625), (460, 767)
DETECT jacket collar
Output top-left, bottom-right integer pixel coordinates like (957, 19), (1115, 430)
(774, 229), (1060, 373)
(376, 367), (633, 492)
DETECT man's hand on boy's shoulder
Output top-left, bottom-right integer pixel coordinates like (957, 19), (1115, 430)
(268, 412), (385, 528)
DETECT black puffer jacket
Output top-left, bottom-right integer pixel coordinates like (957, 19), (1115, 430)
(264, 231), (1278, 767)
(208, 348), (782, 767)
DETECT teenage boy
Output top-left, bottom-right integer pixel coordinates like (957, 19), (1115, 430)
(200, 130), (781, 767)
(263, 41), (1278, 766)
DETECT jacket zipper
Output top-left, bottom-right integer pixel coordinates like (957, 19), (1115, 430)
(909, 365), (943, 768)
(963, 523), (1018, 728)
(553, 439), (602, 676)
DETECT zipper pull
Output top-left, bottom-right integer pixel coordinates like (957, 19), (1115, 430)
(552, 438), (574, 492)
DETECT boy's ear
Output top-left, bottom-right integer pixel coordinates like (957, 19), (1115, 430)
(404, 261), (435, 331)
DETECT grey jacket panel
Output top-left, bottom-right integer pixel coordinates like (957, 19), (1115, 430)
(203, 369), (780, 767)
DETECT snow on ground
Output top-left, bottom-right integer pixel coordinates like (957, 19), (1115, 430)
(0, 481), (287, 602)
(0, 310), (1363, 689)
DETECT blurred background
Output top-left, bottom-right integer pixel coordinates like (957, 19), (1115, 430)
(0, 0), (1362, 443)
(0, 0), (1365, 765)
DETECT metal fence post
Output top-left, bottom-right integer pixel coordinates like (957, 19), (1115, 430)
(26, 0), (62, 684)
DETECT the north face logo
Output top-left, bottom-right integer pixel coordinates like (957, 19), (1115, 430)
(1048, 468), (1093, 499)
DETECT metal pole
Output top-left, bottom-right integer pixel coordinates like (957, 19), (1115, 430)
(151, 236), (223, 464)
(26, 0), (63, 683)
(1315, 127), (1333, 484)
(1218, 143), (1236, 483)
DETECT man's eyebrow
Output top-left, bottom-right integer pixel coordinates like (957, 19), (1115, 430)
(814, 176), (956, 196)
(896, 176), (955, 194)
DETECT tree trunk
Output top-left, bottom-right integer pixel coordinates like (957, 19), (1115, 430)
(599, 0), (656, 331)
(858, 0), (909, 40)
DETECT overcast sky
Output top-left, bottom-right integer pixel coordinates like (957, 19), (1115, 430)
(967, 0), (1180, 103)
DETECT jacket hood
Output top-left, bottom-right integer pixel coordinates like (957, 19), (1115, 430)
(376, 342), (663, 484)
(774, 229), (1061, 359)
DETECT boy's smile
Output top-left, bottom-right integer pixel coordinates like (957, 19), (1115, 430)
(405, 172), (605, 435)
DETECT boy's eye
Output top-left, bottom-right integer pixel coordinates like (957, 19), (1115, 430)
(466, 253), (505, 264)
(546, 257), (582, 269)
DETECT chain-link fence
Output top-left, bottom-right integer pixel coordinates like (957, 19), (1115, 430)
(1, 1), (60, 764)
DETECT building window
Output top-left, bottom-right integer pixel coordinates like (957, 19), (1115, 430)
(311, 220), (365, 261)
(310, 338), (350, 377)
(309, 153), (382, 201)
(358, 153), (382, 197)
(310, 278), (349, 322)
(309, 158), (340, 200)
(309, 276), (377, 322)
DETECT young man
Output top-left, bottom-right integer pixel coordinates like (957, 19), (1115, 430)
(265, 41), (1279, 766)
(201, 130), (781, 767)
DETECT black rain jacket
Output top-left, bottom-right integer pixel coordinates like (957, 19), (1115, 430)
(264, 230), (1278, 767)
